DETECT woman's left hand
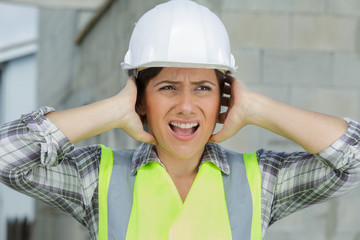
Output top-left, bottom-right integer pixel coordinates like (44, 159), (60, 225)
(209, 75), (348, 154)
(209, 76), (252, 143)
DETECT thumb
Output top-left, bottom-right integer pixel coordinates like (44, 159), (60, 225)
(209, 129), (226, 143)
(125, 126), (157, 145)
(137, 131), (158, 145)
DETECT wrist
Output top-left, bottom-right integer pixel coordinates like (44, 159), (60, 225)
(105, 95), (128, 129)
(240, 90), (266, 126)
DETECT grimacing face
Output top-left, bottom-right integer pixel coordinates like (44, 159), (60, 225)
(137, 67), (221, 161)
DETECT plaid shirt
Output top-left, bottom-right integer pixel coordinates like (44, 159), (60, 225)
(1, 106), (360, 239)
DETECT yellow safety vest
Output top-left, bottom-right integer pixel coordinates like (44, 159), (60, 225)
(98, 145), (261, 240)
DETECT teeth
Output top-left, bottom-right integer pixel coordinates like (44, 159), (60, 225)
(170, 122), (199, 129)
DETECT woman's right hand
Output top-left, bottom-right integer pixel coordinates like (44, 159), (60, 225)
(47, 76), (157, 144)
(114, 76), (157, 144)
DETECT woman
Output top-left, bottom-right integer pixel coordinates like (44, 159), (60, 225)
(1, 1), (359, 239)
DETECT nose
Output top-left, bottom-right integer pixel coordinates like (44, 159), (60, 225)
(176, 90), (195, 115)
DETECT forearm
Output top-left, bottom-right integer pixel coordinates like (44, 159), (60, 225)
(46, 77), (156, 144)
(246, 92), (348, 153)
(46, 96), (123, 143)
(262, 119), (360, 224)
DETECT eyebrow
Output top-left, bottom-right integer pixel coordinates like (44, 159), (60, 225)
(195, 80), (217, 86)
(153, 80), (180, 87)
(153, 80), (217, 87)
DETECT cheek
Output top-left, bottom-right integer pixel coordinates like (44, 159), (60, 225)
(204, 97), (220, 122)
(145, 96), (167, 123)
(144, 98), (156, 118)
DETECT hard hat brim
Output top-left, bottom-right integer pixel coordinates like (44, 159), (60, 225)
(121, 60), (237, 74)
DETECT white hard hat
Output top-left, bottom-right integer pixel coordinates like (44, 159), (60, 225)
(121, 0), (237, 73)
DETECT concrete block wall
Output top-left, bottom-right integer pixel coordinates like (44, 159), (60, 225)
(35, 0), (360, 239)
(218, 0), (360, 239)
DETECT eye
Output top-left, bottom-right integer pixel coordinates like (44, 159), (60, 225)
(196, 86), (212, 91)
(160, 85), (176, 90)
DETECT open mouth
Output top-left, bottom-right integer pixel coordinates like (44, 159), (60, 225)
(169, 121), (199, 136)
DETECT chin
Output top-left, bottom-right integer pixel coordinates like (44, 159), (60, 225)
(168, 143), (206, 160)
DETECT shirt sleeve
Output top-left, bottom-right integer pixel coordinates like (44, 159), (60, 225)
(0, 106), (101, 225)
(258, 118), (360, 229)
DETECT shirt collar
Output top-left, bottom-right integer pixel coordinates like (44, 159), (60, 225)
(131, 142), (230, 175)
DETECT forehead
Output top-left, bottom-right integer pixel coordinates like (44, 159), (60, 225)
(150, 67), (218, 83)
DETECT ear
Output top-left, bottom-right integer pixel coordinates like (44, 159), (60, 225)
(136, 98), (146, 115)
(136, 99), (147, 123)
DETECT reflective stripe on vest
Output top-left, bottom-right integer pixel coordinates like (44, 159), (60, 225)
(98, 145), (262, 240)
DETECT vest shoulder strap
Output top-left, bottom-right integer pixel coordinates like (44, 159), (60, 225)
(98, 145), (135, 240)
(98, 144), (114, 240)
(224, 149), (262, 240)
(244, 152), (262, 240)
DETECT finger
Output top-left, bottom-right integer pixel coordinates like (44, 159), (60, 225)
(126, 75), (135, 83)
(220, 112), (227, 123)
(223, 85), (231, 95)
(221, 96), (230, 107)
(128, 75), (136, 83)
(210, 122), (239, 143)
(139, 132), (158, 145)
(225, 74), (236, 83)
(133, 131), (158, 145)
(217, 112), (227, 124)
(209, 130), (226, 143)
(124, 75), (137, 91)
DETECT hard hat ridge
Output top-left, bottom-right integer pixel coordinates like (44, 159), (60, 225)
(121, 0), (237, 73)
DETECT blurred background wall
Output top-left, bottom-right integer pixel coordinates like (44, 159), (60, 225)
(0, 3), (37, 240)
(0, 0), (360, 239)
